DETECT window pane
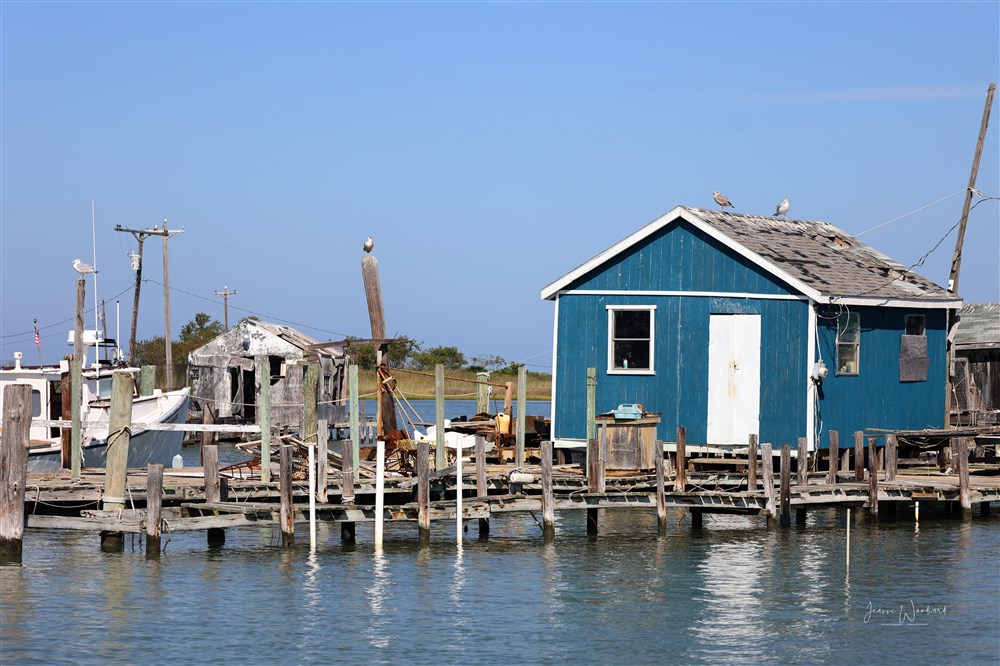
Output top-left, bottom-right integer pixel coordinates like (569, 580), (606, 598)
(615, 340), (650, 370)
(838, 313), (859, 343)
(905, 315), (925, 336)
(838, 344), (858, 375)
(614, 310), (650, 339)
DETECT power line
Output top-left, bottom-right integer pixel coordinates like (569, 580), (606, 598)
(0, 283), (134, 339)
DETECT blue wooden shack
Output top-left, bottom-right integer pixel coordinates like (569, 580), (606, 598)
(540, 206), (962, 451)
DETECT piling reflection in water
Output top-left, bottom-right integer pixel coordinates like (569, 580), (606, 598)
(366, 550), (391, 650)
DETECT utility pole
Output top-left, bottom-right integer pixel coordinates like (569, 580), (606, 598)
(944, 82), (995, 428)
(114, 221), (184, 368)
(160, 220), (184, 390)
(215, 286), (237, 330)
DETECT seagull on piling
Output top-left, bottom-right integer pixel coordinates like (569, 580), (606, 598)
(713, 191), (734, 210)
(363, 236), (374, 253)
(72, 259), (97, 274)
(774, 199), (790, 217)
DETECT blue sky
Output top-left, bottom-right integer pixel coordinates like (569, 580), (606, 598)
(2, 1), (998, 369)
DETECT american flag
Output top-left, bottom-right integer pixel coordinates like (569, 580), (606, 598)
(34, 319), (41, 351)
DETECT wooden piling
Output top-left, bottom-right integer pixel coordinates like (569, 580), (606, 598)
(476, 372), (490, 414)
(587, 426), (605, 536)
(200, 401), (216, 453)
(259, 356), (271, 484)
(541, 440), (555, 539)
(885, 433), (898, 483)
(145, 463), (163, 558)
(417, 440), (430, 543)
(828, 430), (839, 485)
(654, 444), (667, 537)
(476, 436), (489, 538)
(797, 437), (808, 487)
(1, 385), (31, 563)
(516, 365), (527, 466)
(317, 419), (329, 503)
(956, 437), (972, 520)
(867, 436), (879, 522)
(349, 364), (360, 483)
(747, 433), (758, 491)
(139, 365), (156, 396)
(675, 427), (687, 493)
(103, 372), (135, 512)
(853, 431), (864, 482)
(203, 445), (224, 547)
(60, 361), (72, 469)
(435, 364), (445, 471)
(585, 367), (596, 474)
(302, 363), (318, 446)
(779, 445), (791, 528)
(761, 444), (776, 527)
(71, 278), (85, 480)
(279, 444), (294, 546)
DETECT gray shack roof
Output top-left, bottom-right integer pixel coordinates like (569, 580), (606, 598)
(188, 319), (345, 365)
(541, 205), (962, 309)
(955, 303), (1000, 348)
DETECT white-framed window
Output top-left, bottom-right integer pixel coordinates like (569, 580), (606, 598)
(607, 305), (655, 374)
(837, 312), (860, 376)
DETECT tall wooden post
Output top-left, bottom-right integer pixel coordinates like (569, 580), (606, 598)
(200, 400), (216, 454)
(162, 223), (174, 391)
(761, 444), (776, 528)
(128, 235), (144, 366)
(140, 365), (156, 396)
(654, 440), (667, 537)
(956, 437), (972, 520)
(349, 364), (360, 483)
(541, 439), (555, 540)
(145, 463), (163, 559)
(60, 360), (72, 469)
(587, 425), (604, 536)
(853, 431), (865, 482)
(435, 364), (445, 470)
(302, 363), (319, 445)
(103, 372), (135, 512)
(317, 418), (329, 503)
(258, 356), (271, 484)
(885, 433), (898, 483)
(797, 437), (809, 487)
(585, 367), (596, 472)
(475, 436), (489, 538)
(1, 385), (31, 563)
(867, 436), (879, 522)
(828, 430), (840, 485)
(747, 433), (758, 491)
(675, 426), (687, 493)
(417, 439), (430, 544)
(779, 445), (792, 528)
(279, 444), (294, 546)
(204, 444), (224, 547)
(341, 421), (356, 544)
(72, 279), (85, 479)
(516, 365), (527, 467)
(361, 252), (396, 433)
(476, 372), (490, 414)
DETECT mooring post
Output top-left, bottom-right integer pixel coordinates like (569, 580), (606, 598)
(341, 422), (356, 543)
(455, 436), (463, 545)
(302, 363), (319, 447)
(541, 440), (555, 540)
(201, 400), (216, 459)
(417, 440), (430, 544)
(374, 438), (385, 548)
(60, 360), (72, 469)
(586, 427), (604, 536)
(747, 433), (758, 491)
(435, 364), (445, 471)
(761, 443), (776, 528)
(1, 385), (31, 564)
(853, 431), (865, 482)
(348, 363), (360, 484)
(100, 372), (135, 552)
(828, 430), (840, 485)
(779, 445), (791, 528)
(203, 444), (224, 547)
(867, 436), (879, 522)
(279, 444), (294, 546)
(259, 356), (271, 485)
(516, 365), (527, 467)
(317, 419), (329, 503)
(139, 365), (156, 396)
(797, 437), (809, 487)
(885, 433), (898, 483)
(956, 437), (972, 520)
(585, 367), (596, 476)
(145, 463), (163, 559)
(675, 426), (687, 493)
(475, 436), (489, 538)
(654, 440), (667, 537)
(71, 278), (85, 480)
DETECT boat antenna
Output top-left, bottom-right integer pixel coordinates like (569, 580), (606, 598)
(91, 199), (99, 368)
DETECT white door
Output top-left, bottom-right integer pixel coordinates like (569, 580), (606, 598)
(706, 314), (761, 445)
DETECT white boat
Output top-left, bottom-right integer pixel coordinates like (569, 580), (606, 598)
(1, 349), (190, 473)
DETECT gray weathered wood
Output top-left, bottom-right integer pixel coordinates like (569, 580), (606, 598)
(259, 356), (271, 484)
(761, 443), (776, 526)
(797, 437), (808, 487)
(675, 426), (687, 492)
(317, 419), (329, 503)
(541, 440), (555, 539)
(349, 364), (360, 483)
(203, 445), (220, 503)
(476, 435), (488, 537)
(885, 433), (898, 482)
(476, 372), (490, 414)
(140, 365), (156, 396)
(516, 365), (527, 466)
(828, 430), (839, 485)
(60, 363), (72, 469)
(72, 279), (85, 479)
(435, 364), (445, 470)
(1, 385), (31, 562)
(341, 428), (355, 505)
(654, 440), (667, 536)
(145, 463), (163, 558)
(747, 433), (758, 491)
(779, 444), (791, 527)
(103, 372), (135, 512)
(956, 437), (972, 520)
(417, 439), (430, 542)
(279, 444), (294, 546)
(853, 431), (865, 482)
(585, 367), (596, 473)
(201, 400), (216, 451)
(867, 436), (879, 521)
(302, 363), (318, 446)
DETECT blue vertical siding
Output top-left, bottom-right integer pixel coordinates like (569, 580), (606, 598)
(555, 219), (811, 445)
(814, 307), (947, 442)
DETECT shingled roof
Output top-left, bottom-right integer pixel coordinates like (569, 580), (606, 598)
(954, 303), (1000, 348)
(541, 205), (962, 308)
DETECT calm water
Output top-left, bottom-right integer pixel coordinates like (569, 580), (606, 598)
(2, 402), (998, 664)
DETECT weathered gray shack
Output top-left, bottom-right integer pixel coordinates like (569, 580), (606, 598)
(952, 302), (1000, 426)
(188, 319), (348, 429)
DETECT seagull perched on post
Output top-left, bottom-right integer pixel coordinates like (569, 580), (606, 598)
(72, 259), (97, 275)
(713, 191), (734, 210)
(363, 236), (374, 253)
(774, 199), (790, 217)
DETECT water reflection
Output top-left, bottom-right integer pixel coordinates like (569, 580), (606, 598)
(365, 550), (392, 650)
(693, 537), (769, 654)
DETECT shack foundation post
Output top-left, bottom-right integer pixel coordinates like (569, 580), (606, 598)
(654, 440), (667, 536)
(145, 463), (163, 558)
(475, 436), (489, 539)
(828, 430), (839, 485)
(779, 444), (791, 528)
(203, 444), (224, 547)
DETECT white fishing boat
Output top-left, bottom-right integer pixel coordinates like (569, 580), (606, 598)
(1, 346), (190, 473)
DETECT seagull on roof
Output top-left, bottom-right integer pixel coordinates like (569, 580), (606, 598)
(774, 199), (790, 217)
(363, 236), (374, 253)
(72, 259), (97, 275)
(713, 191), (734, 210)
